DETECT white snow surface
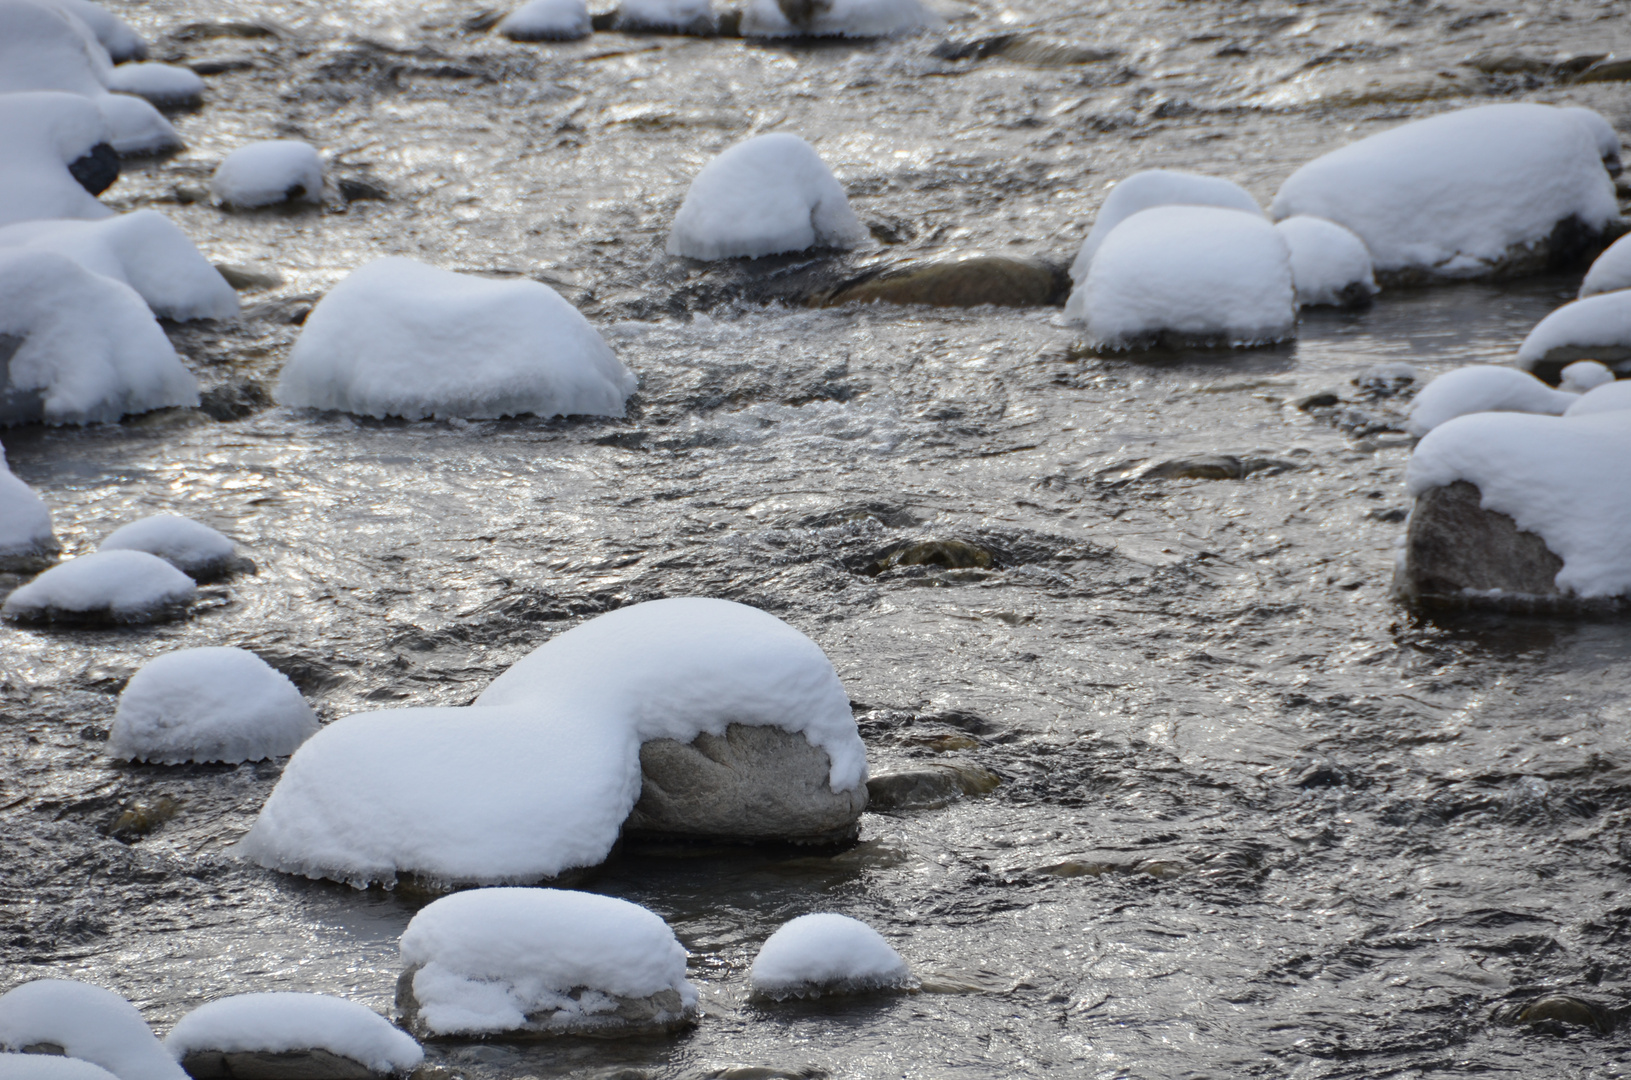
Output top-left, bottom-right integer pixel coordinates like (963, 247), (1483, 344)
(275, 257), (634, 421)
(1564, 379), (1631, 417)
(1517, 290), (1631, 371)
(211, 141), (324, 208)
(498, 0), (590, 39)
(0, 1056), (120, 1080)
(1405, 365), (1576, 436)
(0, 442), (56, 565)
(105, 63), (203, 107)
(1069, 170), (1264, 283)
(1274, 215), (1377, 307)
(0, 212), (240, 321)
(93, 92), (179, 156)
(0, 981), (186, 1080)
(1, 550), (196, 622)
(1560, 360), (1615, 393)
(750, 914), (912, 998)
(615, 0), (712, 32)
(399, 888), (696, 1035)
(667, 133), (866, 260)
(238, 598), (866, 886)
(109, 647), (317, 764)
(164, 994), (422, 1073)
(1563, 106), (1622, 174)
(1580, 233), (1631, 298)
(1271, 104), (1618, 279)
(50, 0), (144, 60)
(739, 0), (939, 38)
(0, 92), (115, 227)
(99, 514), (236, 576)
(1065, 205), (1295, 349)
(1408, 411), (1631, 598)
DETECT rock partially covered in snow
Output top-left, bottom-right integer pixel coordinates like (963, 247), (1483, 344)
(1274, 215), (1377, 307)
(275, 257), (634, 421)
(1272, 104), (1619, 285)
(1404, 365), (1576, 436)
(0, 1056), (120, 1080)
(498, 0), (590, 40)
(165, 994), (422, 1079)
(0, 441), (58, 572)
(109, 647), (318, 764)
(750, 914), (912, 999)
(615, 0), (713, 34)
(397, 889), (697, 1038)
(1565, 379), (1631, 417)
(105, 63), (204, 108)
(667, 134), (866, 260)
(1516, 290), (1631, 383)
(211, 141), (324, 209)
(2, 549), (196, 624)
(1065, 205), (1295, 350)
(0, 91), (117, 226)
(1581, 233), (1631, 298)
(739, 0), (939, 38)
(0, 980), (187, 1080)
(99, 513), (238, 578)
(1069, 169), (1263, 283)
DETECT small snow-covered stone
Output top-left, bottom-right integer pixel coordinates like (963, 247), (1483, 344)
(740, 0), (940, 38)
(52, 0), (146, 61)
(211, 140), (324, 208)
(105, 63), (204, 108)
(614, 0), (713, 34)
(1274, 215), (1377, 307)
(0, 441), (58, 572)
(0, 1056), (120, 1080)
(1579, 233), (1631, 298)
(1069, 169), (1263, 283)
(1516, 290), (1631, 382)
(497, 0), (590, 40)
(109, 648), (317, 764)
(1405, 365), (1576, 436)
(1565, 379), (1631, 417)
(99, 513), (237, 578)
(1, 549), (196, 624)
(750, 914), (912, 999)
(165, 994), (422, 1078)
(667, 133), (866, 260)
(0, 91), (117, 226)
(1559, 360), (1615, 394)
(94, 92), (180, 156)
(0, 980), (187, 1080)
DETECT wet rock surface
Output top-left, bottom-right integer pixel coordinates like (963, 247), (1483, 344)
(865, 761), (1000, 811)
(179, 1048), (381, 1079)
(1397, 479), (1569, 610)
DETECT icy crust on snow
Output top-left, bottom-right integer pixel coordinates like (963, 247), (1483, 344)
(0, 981), (186, 1080)
(750, 914), (912, 999)
(165, 994), (422, 1074)
(399, 889), (697, 1036)
(211, 141), (324, 208)
(105, 63), (203, 107)
(275, 257), (635, 421)
(99, 513), (237, 577)
(1408, 412), (1631, 599)
(0, 442), (57, 568)
(0, 1056), (120, 1080)
(109, 647), (317, 764)
(1517, 290), (1631, 371)
(1274, 215), (1377, 307)
(0, 212), (240, 321)
(1271, 104), (1618, 281)
(498, 0), (590, 40)
(667, 134), (866, 260)
(1565, 380), (1631, 417)
(1, 549), (196, 623)
(1065, 205), (1295, 350)
(1404, 365), (1576, 436)
(0, 92), (116, 227)
(1068, 169), (1263, 283)
(1581, 234), (1631, 298)
(615, 0), (712, 33)
(739, 0), (939, 38)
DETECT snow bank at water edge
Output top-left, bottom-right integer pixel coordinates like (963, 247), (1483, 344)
(99, 513), (238, 578)
(109, 647), (317, 764)
(498, 0), (591, 40)
(1580, 233), (1631, 298)
(614, 0), (713, 34)
(0, 441), (58, 571)
(1274, 215), (1377, 307)
(1517, 290), (1631, 377)
(751, 913), (913, 999)
(2, 549), (196, 624)
(105, 63), (204, 108)
(1069, 169), (1263, 283)
(740, 0), (940, 38)
(667, 133), (866, 260)
(165, 994), (422, 1075)
(211, 141), (324, 208)
(1404, 365), (1577, 436)
(0, 980), (186, 1080)
(0, 1056), (120, 1080)
(1564, 379), (1631, 417)
(0, 92), (118, 226)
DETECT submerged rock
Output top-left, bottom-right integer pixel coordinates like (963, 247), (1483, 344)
(1495, 993), (1614, 1033)
(167, 993), (424, 1079)
(819, 256), (1066, 309)
(865, 761), (1000, 810)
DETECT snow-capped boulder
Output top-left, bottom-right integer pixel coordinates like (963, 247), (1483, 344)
(397, 889), (697, 1038)
(274, 257), (635, 421)
(1065, 205), (1295, 351)
(1274, 215), (1377, 307)
(614, 0), (713, 34)
(92, 92), (180, 156)
(109, 647), (318, 764)
(1563, 105), (1623, 177)
(750, 914), (912, 999)
(1, 549), (196, 624)
(211, 141), (324, 209)
(1516, 290), (1631, 383)
(165, 994), (423, 1079)
(0, 980), (187, 1080)
(99, 514), (238, 578)
(0, 1056), (120, 1080)
(0, 92), (118, 226)
(739, 0), (939, 38)
(105, 63), (204, 108)
(497, 0), (590, 40)
(1565, 379), (1631, 417)
(1271, 104), (1620, 285)
(667, 133), (866, 260)
(52, 0), (146, 61)
(1069, 169), (1263, 284)
(1559, 359), (1615, 394)
(237, 598), (868, 888)
(1580, 233), (1631, 298)
(1404, 365), (1576, 436)
(0, 441), (58, 572)
(0, 211), (240, 321)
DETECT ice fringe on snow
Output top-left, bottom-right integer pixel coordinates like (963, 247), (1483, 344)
(165, 994), (423, 1075)
(1274, 215), (1377, 307)
(211, 141), (325, 209)
(667, 133), (866, 260)
(0, 980), (187, 1080)
(1565, 379), (1631, 417)
(1, 549), (196, 623)
(1068, 169), (1263, 284)
(99, 513), (238, 578)
(0, 92), (118, 227)
(1516, 290), (1631, 377)
(0, 441), (58, 571)
(614, 0), (713, 34)
(1065, 205), (1295, 350)
(498, 0), (590, 40)
(398, 889), (697, 1036)
(274, 257), (634, 421)
(750, 913), (912, 999)
(739, 0), (940, 38)
(1404, 365), (1577, 437)
(0, 1056), (120, 1080)
(105, 63), (204, 108)
(236, 598), (866, 887)
(109, 647), (318, 764)
(1581, 233), (1631, 298)
(1271, 104), (1619, 283)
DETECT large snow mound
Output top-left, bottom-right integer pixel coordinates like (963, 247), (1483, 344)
(238, 598), (866, 887)
(667, 134), (866, 260)
(1404, 365), (1576, 436)
(98, 513), (238, 578)
(1274, 215), (1377, 307)
(1564, 379), (1631, 417)
(164, 994), (422, 1074)
(1517, 290), (1631, 373)
(105, 63), (203, 108)
(0, 212), (240, 321)
(1, 549), (196, 623)
(750, 914), (912, 999)
(0, 1056), (120, 1080)
(1408, 411), (1631, 598)
(498, 0), (590, 40)
(399, 888), (696, 1036)
(0, 249), (198, 426)
(0, 980), (187, 1080)
(1065, 205), (1295, 349)
(615, 0), (713, 33)
(0, 441), (58, 569)
(276, 258), (634, 421)
(739, 0), (939, 38)
(211, 141), (324, 209)
(1581, 233), (1631, 298)
(1271, 104), (1618, 282)
(0, 92), (117, 227)
(1069, 169), (1263, 283)
(109, 647), (318, 764)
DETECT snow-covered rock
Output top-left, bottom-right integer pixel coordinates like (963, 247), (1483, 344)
(0, 980), (186, 1080)
(739, 0), (939, 38)
(1516, 290), (1631, 382)
(1271, 104), (1620, 284)
(1580, 233), (1631, 298)
(497, 0), (590, 40)
(211, 141), (324, 209)
(1069, 169), (1263, 284)
(109, 647), (317, 764)
(52, 0), (146, 61)
(1065, 205), (1296, 350)
(274, 257), (634, 421)
(0, 92), (118, 226)
(1404, 365), (1576, 436)
(1563, 105), (1623, 177)
(1559, 359), (1615, 394)
(1, 549), (196, 624)
(165, 994), (422, 1078)
(0, 212), (240, 321)
(93, 92), (180, 156)
(105, 63), (204, 108)
(614, 0), (713, 34)
(99, 513), (238, 578)
(1274, 215), (1378, 307)
(397, 888), (697, 1038)
(0, 249), (198, 426)
(667, 133), (866, 260)
(0, 1056), (120, 1080)
(0, 441), (58, 572)
(237, 598), (868, 888)
(750, 914), (912, 999)
(1564, 379), (1631, 417)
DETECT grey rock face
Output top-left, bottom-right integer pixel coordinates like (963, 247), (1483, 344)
(179, 1048), (379, 1079)
(1396, 480), (1566, 610)
(866, 762), (1001, 811)
(395, 969), (694, 1040)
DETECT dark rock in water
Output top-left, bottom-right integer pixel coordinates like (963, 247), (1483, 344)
(180, 1047), (382, 1079)
(200, 378), (273, 421)
(1576, 56), (1631, 84)
(337, 175), (390, 202)
(68, 143), (120, 196)
(590, 10), (617, 30)
(1460, 49), (1552, 75)
(819, 256), (1067, 309)
(1493, 993), (1614, 1033)
(864, 539), (992, 575)
(397, 968), (693, 1040)
(1376, 214), (1621, 289)
(934, 32), (1118, 67)
(866, 762), (1000, 810)
(108, 795), (183, 841)
(1397, 480), (1572, 611)
(1295, 391), (1341, 411)
(613, 2), (715, 34)
(1139, 455), (1296, 481)
(1523, 348), (1631, 388)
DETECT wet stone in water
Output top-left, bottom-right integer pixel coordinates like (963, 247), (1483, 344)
(866, 762), (1000, 811)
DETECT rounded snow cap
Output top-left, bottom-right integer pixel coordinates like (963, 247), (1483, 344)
(164, 993), (423, 1075)
(497, 0), (591, 39)
(0, 979), (187, 1080)
(739, 0), (940, 39)
(1070, 169), (1264, 283)
(1, 549), (196, 624)
(211, 140), (324, 209)
(1404, 365), (1575, 437)
(1559, 360), (1614, 394)
(750, 913), (913, 999)
(99, 513), (238, 579)
(109, 647), (318, 764)
(1274, 215), (1377, 308)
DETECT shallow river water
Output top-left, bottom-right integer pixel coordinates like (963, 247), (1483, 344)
(4, 0), (1631, 1076)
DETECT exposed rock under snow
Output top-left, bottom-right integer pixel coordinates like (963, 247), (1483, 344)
(98, 513), (239, 578)
(211, 141), (325, 208)
(1069, 169), (1263, 284)
(109, 647), (318, 764)
(1404, 365), (1576, 436)
(1, 549), (196, 624)
(750, 914), (913, 999)
(0, 91), (118, 227)
(0, 980), (187, 1080)
(1274, 215), (1378, 307)
(165, 994), (422, 1078)
(1516, 289), (1631, 383)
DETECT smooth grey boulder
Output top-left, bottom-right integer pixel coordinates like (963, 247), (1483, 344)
(179, 1048), (379, 1079)
(1396, 480), (1570, 611)
(395, 969), (693, 1041)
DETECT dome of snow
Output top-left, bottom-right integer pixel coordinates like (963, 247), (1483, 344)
(1516, 290), (1631, 376)
(1559, 360), (1614, 394)
(1069, 169), (1263, 284)
(498, 0), (591, 40)
(1274, 215), (1377, 307)
(164, 994), (422, 1075)
(1564, 379), (1631, 417)
(274, 257), (635, 421)
(0, 91), (117, 227)
(92, 92), (179, 156)
(1562, 106), (1623, 177)
(739, 0), (939, 38)
(109, 647), (318, 764)
(614, 0), (714, 34)
(1065, 205), (1296, 351)
(1271, 104), (1618, 283)
(0, 441), (58, 571)
(1404, 365), (1575, 437)
(1579, 233), (1631, 299)
(0, 1056), (120, 1080)
(99, 513), (238, 578)
(51, 0), (145, 61)
(0, 211), (240, 321)
(750, 913), (912, 999)
(0, 249), (198, 426)
(0, 980), (187, 1080)
(2, 549), (196, 624)
(105, 64), (202, 108)
(666, 133), (866, 260)
(398, 888), (697, 1037)
(211, 141), (324, 209)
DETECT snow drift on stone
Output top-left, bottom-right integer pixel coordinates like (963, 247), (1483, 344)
(165, 994), (422, 1075)
(1404, 365), (1576, 436)
(751, 913), (912, 999)
(1517, 290), (1631, 377)
(0, 92), (117, 227)
(1, 549), (196, 623)
(739, 0), (939, 38)
(99, 513), (238, 578)
(1069, 169), (1263, 283)
(211, 141), (324, 209)
(0, 441), (58, 571)
(0, 980), (187, 1080)
(1274, 215), (1377, 307)
(498, 0), (590, 40)
(109, 647), (318, 764)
